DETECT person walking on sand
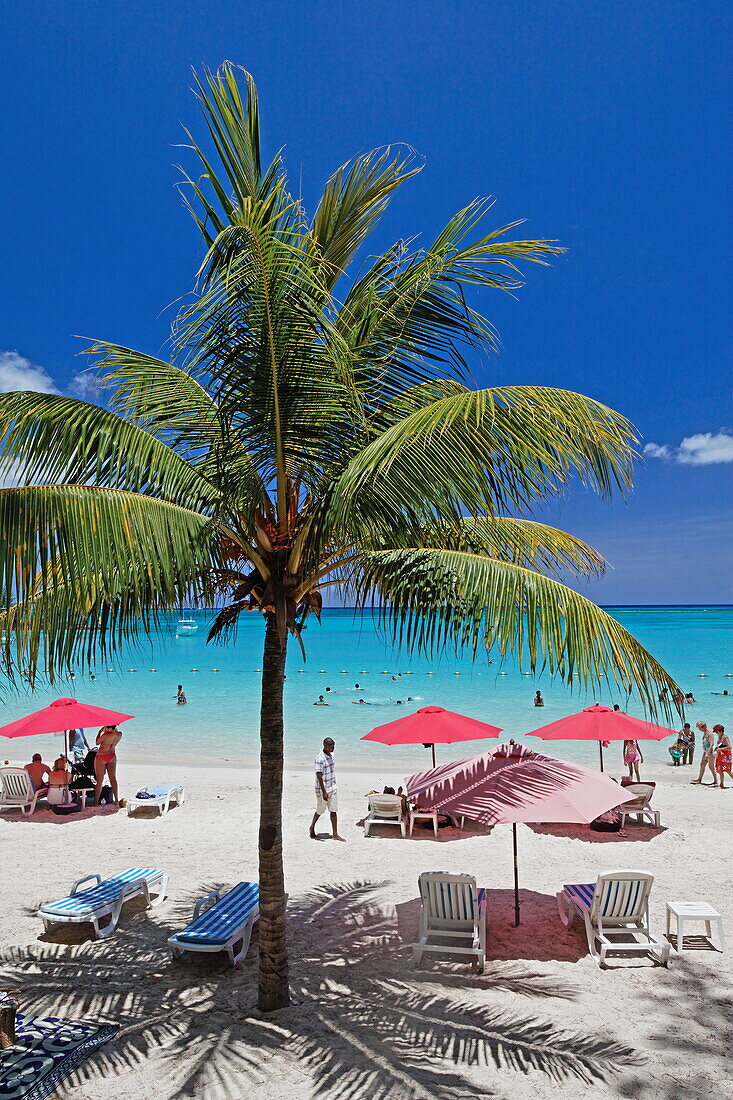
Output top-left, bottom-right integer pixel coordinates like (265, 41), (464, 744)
(623, 739), (643, 782)
(310, 737), (345, 841)
(713, 725), (732, 789)
(678, 723), (695, 766)
(691, 721), (716, 784)
(95, 724), (122, 805)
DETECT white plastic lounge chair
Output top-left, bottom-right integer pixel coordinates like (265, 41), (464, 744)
(38, 868), (168, 939)
(617, 784), (660, 827)
(127, 784), (185, 817)
(0, 767), (46, 816)
(413, 871), (488, 972)
(364, 794), (406, 837)
(168, 881), (259, 966)
(557, 870), (670, 967)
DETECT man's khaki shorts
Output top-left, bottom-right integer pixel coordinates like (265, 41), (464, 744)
(315, 790), (338, 814)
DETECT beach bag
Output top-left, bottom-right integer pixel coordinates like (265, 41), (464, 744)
(590, 810), (621, 832)
(51, 803), (81, 816)
(98, 785), (115, 806)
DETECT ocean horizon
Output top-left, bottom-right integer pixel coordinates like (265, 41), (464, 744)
(1, 606), (731, 775)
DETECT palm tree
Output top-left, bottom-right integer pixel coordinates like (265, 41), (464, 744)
(0, 64), (677, 1012)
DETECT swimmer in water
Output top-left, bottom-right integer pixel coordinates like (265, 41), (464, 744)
(176, 684), (187, 705)
(534, 690), (544, 707)
(711, 690), (730, 696)
(314, 695), (328, 706)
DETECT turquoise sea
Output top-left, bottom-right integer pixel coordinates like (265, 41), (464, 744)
(1, 608), (732, 772)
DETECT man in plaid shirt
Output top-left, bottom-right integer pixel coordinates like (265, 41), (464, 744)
(309, 737), (345, 841)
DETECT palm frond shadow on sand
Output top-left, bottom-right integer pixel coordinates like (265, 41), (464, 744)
(0, 881), (643, 1099)
(613, 958), (731, 1100)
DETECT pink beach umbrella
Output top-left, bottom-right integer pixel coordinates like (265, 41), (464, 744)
(406, 743), (638, 925)
(362, 705), (502, 767)
(0, 697), (134, 759)
(527, 704), (676, 771)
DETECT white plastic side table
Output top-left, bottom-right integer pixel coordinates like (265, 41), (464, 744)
(665, 901), (725, 952)
(409, 810), (439, 838)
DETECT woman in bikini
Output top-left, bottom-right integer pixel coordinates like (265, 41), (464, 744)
(95, 725), (122, 805)
(713, 725), (731, 789)
(623, 739), (643, 783)
(691, 721), (716, 784)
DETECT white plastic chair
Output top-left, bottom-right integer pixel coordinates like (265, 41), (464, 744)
(0, 767), (44, 816)
(413, 871), (488, 972)
(618, 784), (660, 827)
(558, 869), (670, 966)
(127, 784), (186, 817)
(364, 794), (406, 837)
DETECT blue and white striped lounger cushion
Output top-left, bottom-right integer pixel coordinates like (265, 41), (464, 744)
(42, 869), (163, 917)
(563, 883), (595, 912)
(564, 880), (644, 918)
(176, 882), (259, 946)
(426, 879), (477, 922)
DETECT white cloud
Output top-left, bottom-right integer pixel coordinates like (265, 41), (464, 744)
(643, 442), (672, 460)
(69, 371), (102, 400)
(644, 431), (733, 466)
(0, 351), (59, 394)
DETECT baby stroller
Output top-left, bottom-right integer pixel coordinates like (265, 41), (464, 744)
(69, 748), (97, 805)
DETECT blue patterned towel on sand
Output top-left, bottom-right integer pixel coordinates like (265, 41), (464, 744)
(0, 1014), (116, 1100)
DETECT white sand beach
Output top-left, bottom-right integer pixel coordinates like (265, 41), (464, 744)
(0, 754), (730, 1100)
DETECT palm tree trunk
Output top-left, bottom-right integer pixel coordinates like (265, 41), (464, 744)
(257, 611), (290, 1011)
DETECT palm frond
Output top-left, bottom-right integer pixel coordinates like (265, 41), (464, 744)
(352, 547), (678, 713)
(311, 145), (423, 289)
(453, 516), (606, 579)
(0, 391), (216, 511)
(87, 341), (269, 511)
(334, 201), (563, 402)
(175, 205), (352, 504)
(324, 386), (636, 540)
(0, 484), (215, 615)
(178, 62), (287, 248)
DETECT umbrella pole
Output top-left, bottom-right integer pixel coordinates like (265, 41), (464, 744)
(431, 743), (436, 768)
(599, 741), (604, 772)
(512, 823), (521, 927)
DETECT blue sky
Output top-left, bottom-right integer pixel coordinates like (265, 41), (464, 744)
(1, 0), (731, 603)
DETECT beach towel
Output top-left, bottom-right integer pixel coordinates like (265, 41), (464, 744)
(134, 785), (178, 800)
(0, 1013), (115, 1100)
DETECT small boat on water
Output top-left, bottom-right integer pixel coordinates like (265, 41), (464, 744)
(175, 619), (199, 636)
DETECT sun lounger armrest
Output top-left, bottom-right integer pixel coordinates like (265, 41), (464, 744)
(71, 873), (102, 895)
(193, 891), (221, 921)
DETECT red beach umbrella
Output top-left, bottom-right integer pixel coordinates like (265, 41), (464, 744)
(406, 743), (638, 925)
(0, 698), (134, 759)
(527, 704), (676, 771)
(362, 705), (502, 767)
